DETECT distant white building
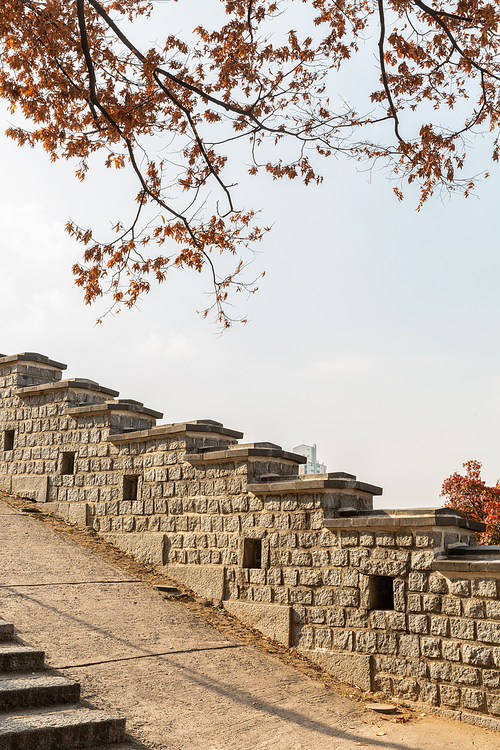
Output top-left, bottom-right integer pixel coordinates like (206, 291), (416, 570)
(293, 443), (327, 475)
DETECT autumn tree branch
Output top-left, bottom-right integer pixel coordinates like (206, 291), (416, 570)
(3, 0), (500, 325)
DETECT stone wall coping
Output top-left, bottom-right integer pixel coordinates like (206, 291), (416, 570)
(65, 400), (163, 420)
(447, 544), (500, 558)
(432, 559), (500, 572)
(0, 352), (67, 370)
(354, 507), (461, 517)
(323, 509), (484, 530)
(185, 444), (306, 465)
(16, 378), (119, 397)
(248, 475), (382, 495)
(108, 419), (243, 443)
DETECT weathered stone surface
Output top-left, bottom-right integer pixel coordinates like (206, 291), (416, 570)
(375, 531), (395, 547)
(328, 551), (349, 568)
(68, 502), (89, 527)
(449, 618), (475, 640)
(11, 475), (48, 502)
(430, 662), (452, 681)
(421, 637), (441, 658)
(422, 594), (441, 613)
(420, 682), (439, 705)
(407, 594), (422, 612)
(428, 575), (448, 594)
(0, 476), (11, 493)
(440, 684), (460, 707)
(393, 678), (419, 700)
(483, 669), (500, 688)
(299, 570), (322, 587)
(462, 644), (492, 667)
(471, 578), (498, 598)
(396, 531), (413, 547)
(326, 608), (346, 627)
(441, 597), (461, 616)
(0, 708), (126, 748)
(415, 532), (434, 548)
(164, 563), (225, 600)
(461, 688), (485, 710)
(0, 620), (14, 642)
(487, 693), (500, 715)
(461, 711), (500, 732)
(376, 633), (397, 654)
(452, 666), (480, 685)
(106, 533), (165, 566)
(335, 588), (359, 607)
(361, 560), (407, 577)
(408, 573), (428, 592)
(486, 601), (500, 620)
(411, 552), (435, 571)
(0, 675), (80, 710)
(0, 645), (45, 673)
(408, 615), (428, 635)
(430, 616), (449, 637)
(463, 598), (485, 618)
(356, 632), (377, 653)
(334, 630), (354, 651)
(477, 620), (500, 645)
(386, 611), (406, 630)
(301, 649), (371, 691)
(224, 601), (291, 646)
(315, 628), (333, 649)
(359, 532), (374, 547)
(450, 579), (470, 597)
(339, 531), (359, 547)
(442, 641), (461, 662)
(398, 635), (420, 657)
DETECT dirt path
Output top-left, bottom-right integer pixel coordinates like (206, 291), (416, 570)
(0, 497), (497, 750)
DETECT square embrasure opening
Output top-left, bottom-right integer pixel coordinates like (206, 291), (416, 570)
(61, 452), (76, 475)
(242, 538), (262, 569)
(369, 575), (395, 610)
(123, 475), (138, 501)
(4, 430), (14, 451)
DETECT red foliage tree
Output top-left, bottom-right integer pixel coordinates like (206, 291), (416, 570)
(441, 460), (500, 545)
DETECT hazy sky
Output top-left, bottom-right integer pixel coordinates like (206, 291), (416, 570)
(1, 2), (500, 509)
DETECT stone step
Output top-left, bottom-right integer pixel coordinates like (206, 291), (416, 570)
(0, 707), (126, 750)
(0, 623), (14, 643)
(0, 645), (45, 673)
(0, 675), (80, 710)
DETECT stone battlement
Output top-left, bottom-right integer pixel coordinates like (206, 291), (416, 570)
(1, 351), (500, 731)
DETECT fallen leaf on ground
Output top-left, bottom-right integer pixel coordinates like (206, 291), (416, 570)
(376, 732), (386, 736)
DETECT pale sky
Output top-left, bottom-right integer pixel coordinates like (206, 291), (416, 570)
(1, 3), (500, 509)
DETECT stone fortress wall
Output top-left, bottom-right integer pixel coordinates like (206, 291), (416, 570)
(1, 352), (500, 730)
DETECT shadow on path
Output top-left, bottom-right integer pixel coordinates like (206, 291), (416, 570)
(3, 585), (435, 750)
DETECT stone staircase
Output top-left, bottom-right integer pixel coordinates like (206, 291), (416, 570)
(0, 618), (126, 749)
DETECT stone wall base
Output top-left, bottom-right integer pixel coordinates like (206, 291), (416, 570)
(44, 501), (89, 527)
(10, 475), (48, 502)
(403, 702), (500, 732)
(223, 600), (291, 646)
(0, 476), (11, 493)
(105, 532), (166, 566)
(162, 564), (225, 602)
(300, 649), (372, 692)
